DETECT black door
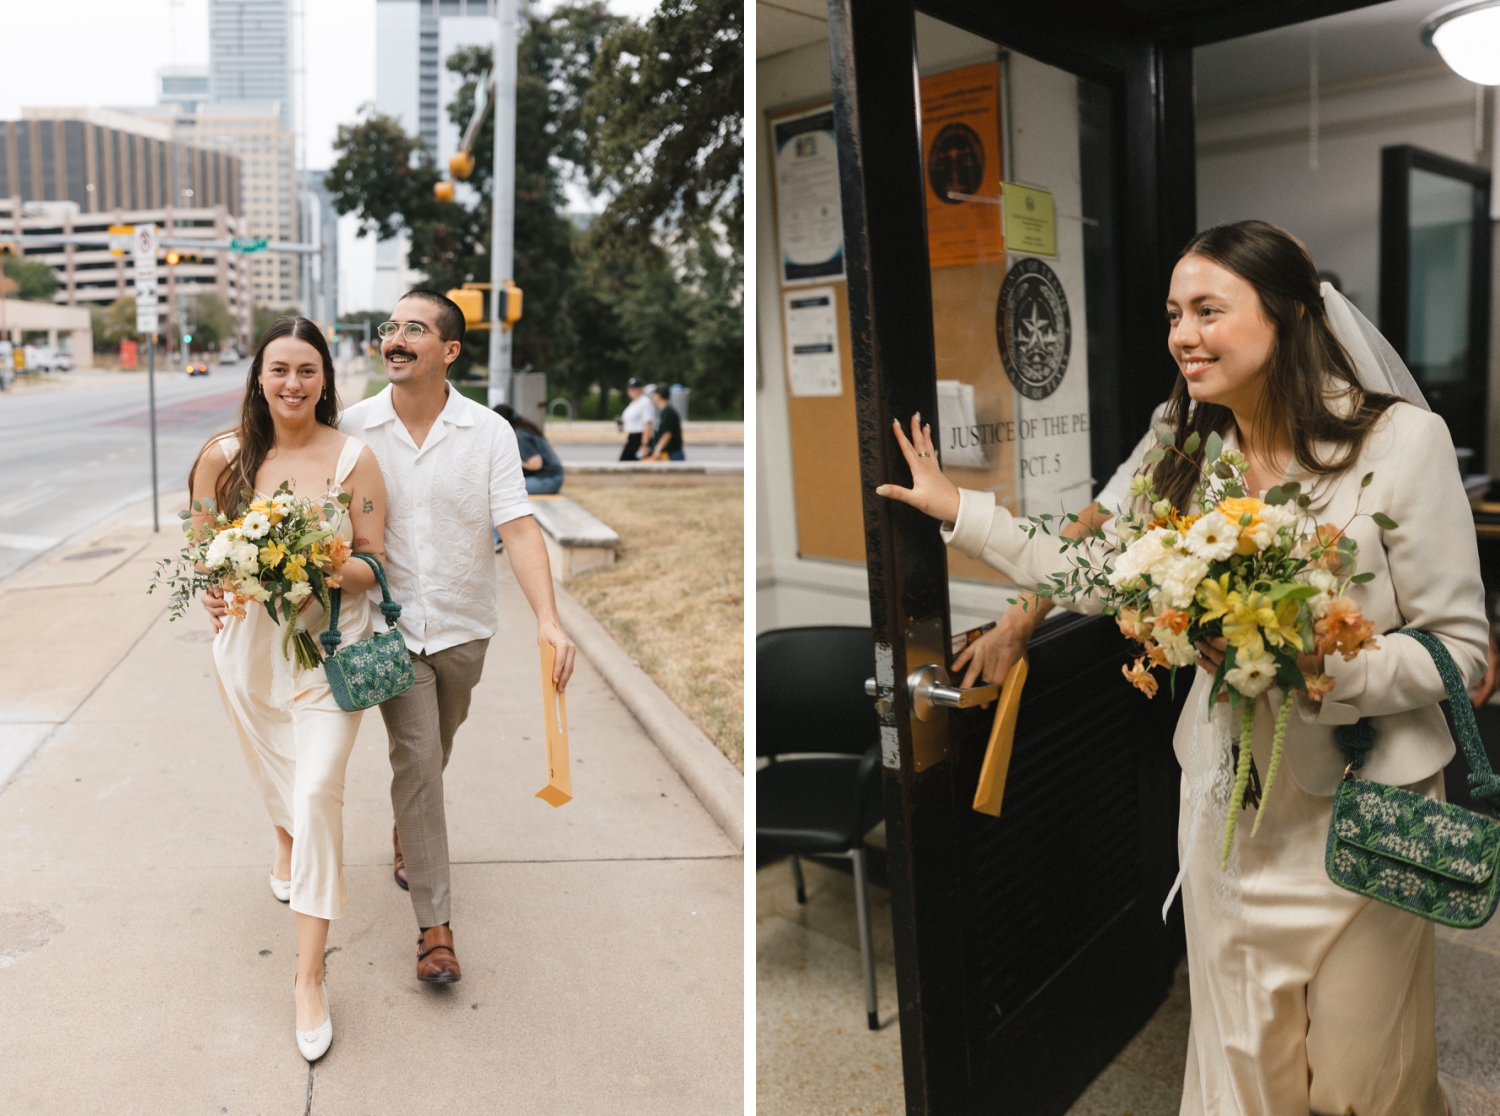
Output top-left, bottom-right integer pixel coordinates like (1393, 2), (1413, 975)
(827, 1), (1393, 1112)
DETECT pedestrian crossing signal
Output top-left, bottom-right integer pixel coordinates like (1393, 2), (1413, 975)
(498, 282), (522, 327)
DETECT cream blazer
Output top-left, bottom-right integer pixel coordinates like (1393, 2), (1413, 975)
(941, 402), (1488, 795)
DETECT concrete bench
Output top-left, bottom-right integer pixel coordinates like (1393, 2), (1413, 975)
(527, 495), (621, 580)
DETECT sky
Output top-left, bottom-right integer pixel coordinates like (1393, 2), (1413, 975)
(0, 0), (661, 311)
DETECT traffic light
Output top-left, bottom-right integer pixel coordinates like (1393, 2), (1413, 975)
(166, 250), (202, 265)
(182, 333), (193, 344)
(446, 287), (484, 326)
(166, 251), (179, 265)
(434, 180), (455, 203)
(0, 242), (16, 256)
(498, 281), (522, 328)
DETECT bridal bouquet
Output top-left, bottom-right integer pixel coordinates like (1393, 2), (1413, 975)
(1022, 426), (1395, 864)
(150, 483), (353, 669)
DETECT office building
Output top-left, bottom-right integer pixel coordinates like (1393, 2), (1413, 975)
(209, 0), (293, 130)
(1, 110), (250, 345)
(158, 67), (211, 115)
(373, 0), (497, 308)
(298, 168), (337, 326)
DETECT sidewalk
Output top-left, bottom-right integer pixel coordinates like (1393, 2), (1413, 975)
(0, 495), (742, 1113)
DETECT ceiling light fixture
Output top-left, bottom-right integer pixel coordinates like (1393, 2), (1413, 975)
(1424, 0), (1500, 84)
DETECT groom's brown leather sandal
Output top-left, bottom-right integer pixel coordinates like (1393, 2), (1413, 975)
(392, 824), (408, 891)
(416, 925), (461, 983)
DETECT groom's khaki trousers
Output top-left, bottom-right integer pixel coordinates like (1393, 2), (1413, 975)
(378, 637), (490, 928)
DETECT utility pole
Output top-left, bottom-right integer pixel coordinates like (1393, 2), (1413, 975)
(487, 0), (519, 408)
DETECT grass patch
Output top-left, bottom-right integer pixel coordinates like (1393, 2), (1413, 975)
(566, 485), (744, 769)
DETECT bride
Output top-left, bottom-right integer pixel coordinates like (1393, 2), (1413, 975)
(878, 220), (1486, 1115)
(189, 316), (389, 1061)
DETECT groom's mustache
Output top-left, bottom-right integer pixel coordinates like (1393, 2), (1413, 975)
(385, 348), (417, 363)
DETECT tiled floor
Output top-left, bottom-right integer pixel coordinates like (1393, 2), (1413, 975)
(757, 857), (1500, 1115)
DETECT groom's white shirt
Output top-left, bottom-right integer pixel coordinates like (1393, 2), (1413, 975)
(339, 384), (531, 655)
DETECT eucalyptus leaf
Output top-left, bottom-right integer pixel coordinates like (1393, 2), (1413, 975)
(1154, 423), (1175, 446)
(1183, 431), (1201, 455)
(1143, 446), (1166, 464)
(1267, 582), (1318, 601)
(1297, 495), (1311, 508)
(337, 492), (352, 505)
(1214, 460), (1235, 479)
(1205, 431), (1223, 463)
(192, 499), (203, 513)
(1361, 471), (1373, 488)
(1372, 512), (1398, 530)
(1223, 482), (1244, 498)
(1350, 571), (1376, 584)
(1264, 486), (1288, 506)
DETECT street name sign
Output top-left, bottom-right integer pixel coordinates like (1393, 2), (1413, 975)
(108, 224), (133, 256)
(230, 237), (268, 253)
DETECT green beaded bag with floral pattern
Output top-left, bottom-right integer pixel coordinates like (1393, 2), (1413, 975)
(1326, 629), (1500, 928)
(319, 554), (415, 712)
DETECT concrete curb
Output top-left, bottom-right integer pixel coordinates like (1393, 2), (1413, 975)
(554, 584), (744, 851)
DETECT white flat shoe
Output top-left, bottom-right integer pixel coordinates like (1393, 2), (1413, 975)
(295, 979), (332, 1062)
(269, 873), (291, 903)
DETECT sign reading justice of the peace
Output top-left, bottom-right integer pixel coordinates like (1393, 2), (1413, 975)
(773, 107), (844, 285)
(997, 257), (1071, 401)
(782, 287), (843, 397)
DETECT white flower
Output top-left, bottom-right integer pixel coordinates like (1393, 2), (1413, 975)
(1251, 503), (1297, 549)
(1226, 650), (1279, 698)
(1108, 530), (1169, 590)
(240, 511), (271, 539)
(286, 581), (313, 604)
(1151, 552), (1210, 611)
(239, 580), (271, 603)
(228, 540), (260, 576)
(1128, 474), (1151, 497)
(1153, 626), (1197, 667)
(1305, 568), (1338, 618)
(1151, 498), (1172, 519)
(203, 532), (236, 569)
(271, 491), (296, 509)
(1183, 511), (1239, 562)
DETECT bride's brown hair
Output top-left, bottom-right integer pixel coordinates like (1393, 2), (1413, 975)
(189, 316), (342, 515)
(1149, 220), (1402, 511)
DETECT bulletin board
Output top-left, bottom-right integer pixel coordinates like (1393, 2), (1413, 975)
(768, 102), (866, 564)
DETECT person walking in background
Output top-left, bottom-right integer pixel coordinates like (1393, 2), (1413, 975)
(617, 377), (655, 461)
(646, 385), (685, 461)
(495, 403), (564, 494)
(338, 288), (576, 986)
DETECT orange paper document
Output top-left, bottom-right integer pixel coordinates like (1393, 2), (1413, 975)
(535, 637), (572, 807)
(971, 657), (1028, 817)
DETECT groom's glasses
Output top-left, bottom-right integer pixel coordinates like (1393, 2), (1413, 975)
(377, 320), (431, 342)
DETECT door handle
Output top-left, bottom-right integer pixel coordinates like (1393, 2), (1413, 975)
(906, 663), (1000, 721)
(867, 667), (1000, 720)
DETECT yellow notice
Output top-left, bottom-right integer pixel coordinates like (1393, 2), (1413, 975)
(535, 637), (573, 807)
(971, 657), (1029, 817)
(1002, 183), (1057, 257)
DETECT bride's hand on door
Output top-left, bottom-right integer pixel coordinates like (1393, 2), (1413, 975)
(876, 414), (961, 524)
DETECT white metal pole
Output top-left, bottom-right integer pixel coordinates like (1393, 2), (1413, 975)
(487, 0), (519, 408)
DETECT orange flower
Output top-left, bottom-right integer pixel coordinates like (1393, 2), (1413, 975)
(1314, 597), (1378, 661)
(1116, 607), (1151, 642)
(1303, 672), (1337, 702)
(325, 535), (352, 570)
(1294, 523), (1346, 570)
(1217, 496), (1265, 555)
(1154, 609), (1190, 636)
(1146, 643), (1171, 668)
(1122, 657), (1159, 698)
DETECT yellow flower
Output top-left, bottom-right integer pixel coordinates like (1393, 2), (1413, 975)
(283, 553), (309, 582)
(1261, 597), (1304, 651)
(1196, 573), (1234, 623)
(1222, 590), (1275, 659)
(306, 542), (331, 569)
(259, 539), (287, 569)
(1218, 495), (1265, 555)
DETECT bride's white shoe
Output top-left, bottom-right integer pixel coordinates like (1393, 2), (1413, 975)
(295, 978), (332, 1062)
(269, 873), (291, 902)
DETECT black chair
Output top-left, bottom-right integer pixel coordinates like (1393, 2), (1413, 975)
(757, 626), (884, 1029)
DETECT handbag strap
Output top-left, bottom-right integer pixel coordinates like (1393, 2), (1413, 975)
(318, 553), (403, 657)
(1336, 628), (1500, 810)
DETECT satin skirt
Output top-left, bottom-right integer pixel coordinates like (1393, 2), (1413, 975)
(1177, 704), (1446, 1116)
(211, 599), (368, 920)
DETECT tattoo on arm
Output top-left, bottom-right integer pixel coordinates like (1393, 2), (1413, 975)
(355, 538), (371, 548)
(362, 497), (374, 513)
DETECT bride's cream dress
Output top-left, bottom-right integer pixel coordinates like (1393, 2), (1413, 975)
(209, 433), (374, 919)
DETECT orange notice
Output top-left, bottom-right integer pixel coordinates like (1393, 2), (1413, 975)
(920, 61), (1005, 269)
(535, 637), (573, 807)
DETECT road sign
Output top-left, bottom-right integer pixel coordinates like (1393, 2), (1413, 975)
(132, 225), (158, 305)
(108, 225), (133, 256)
(230, 237), (268, 253)
(136, 296), (158, 334)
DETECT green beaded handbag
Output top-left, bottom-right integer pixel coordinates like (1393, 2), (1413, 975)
(1326, 628), (1500, 928)
(319, 554), (415, 712)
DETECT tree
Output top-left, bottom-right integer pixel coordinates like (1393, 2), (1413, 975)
(90, 296), (138, 351)
(3, 255), (60, 302)
(583, 0), (743, 258)
(253, 305), (301, 345)
(189, 293), (236, 351)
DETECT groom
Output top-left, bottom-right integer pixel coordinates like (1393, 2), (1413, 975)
(340, 288), (575, 981)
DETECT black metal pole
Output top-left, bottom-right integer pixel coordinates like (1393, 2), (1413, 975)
(148, 333), (158, 533)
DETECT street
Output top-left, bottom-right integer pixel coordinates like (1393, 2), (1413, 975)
(0, 361), (249, 580)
